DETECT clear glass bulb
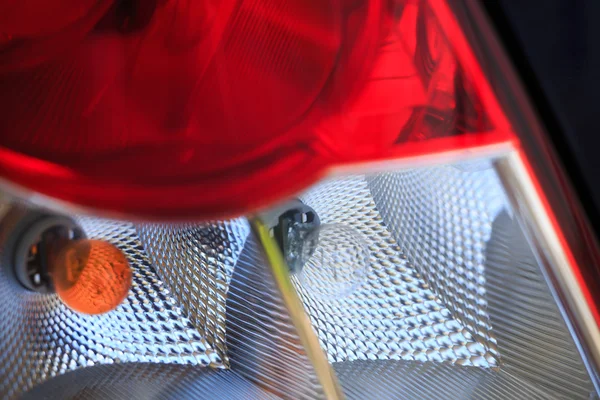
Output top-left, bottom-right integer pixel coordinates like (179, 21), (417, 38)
(297, 224), (370, 301)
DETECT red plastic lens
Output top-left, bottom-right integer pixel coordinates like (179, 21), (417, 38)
(0, 0), (511, 219)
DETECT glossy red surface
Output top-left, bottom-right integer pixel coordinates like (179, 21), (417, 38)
(0, 0), (509, 219)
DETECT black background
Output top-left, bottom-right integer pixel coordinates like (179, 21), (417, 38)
(485, 0), (600, 232)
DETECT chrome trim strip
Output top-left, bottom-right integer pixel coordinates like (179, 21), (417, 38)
(495, 152), (600, 394)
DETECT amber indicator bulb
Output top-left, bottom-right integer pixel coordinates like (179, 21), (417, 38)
(50, 240), (132, 315)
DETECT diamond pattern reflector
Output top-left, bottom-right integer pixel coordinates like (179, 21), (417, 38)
(369, 163), (505, 362)
(76, 216), (225, 366)
(329, 211), (597, 399)
(21, 363), (276, 400)
(2, 158), (598, 399)
(0, 211), (223, 399)
(137, 220), (251, 365)
(1, 209), (327, 399)
(294, 161), (596, 399)
(135, 220), (327, 399)
(225, 231), (325, 399)
(334, 360), (553, 400)
(296, 175), (499, 367)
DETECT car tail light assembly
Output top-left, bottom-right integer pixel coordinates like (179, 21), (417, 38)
(0, 0), (599, 399)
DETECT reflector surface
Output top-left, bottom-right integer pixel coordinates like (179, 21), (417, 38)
(0, 212), (223, 398)
(21, 363), (276, 400)
(137, 220), (250, 364)
(2, 157), (598, 399)
(296, 174), (498, 367)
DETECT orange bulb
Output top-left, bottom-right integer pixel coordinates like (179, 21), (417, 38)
(51, 239), (132, 315)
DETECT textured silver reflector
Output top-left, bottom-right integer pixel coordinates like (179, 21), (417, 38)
(294, 161), (597, 399)
(2, 158), (598, 399)
(2, 203), (326, 399)
(0, 211), (222, 398)
(21, 363), (276, 400)
(296, 172), (499, 367)
(137, 220), (251, 366)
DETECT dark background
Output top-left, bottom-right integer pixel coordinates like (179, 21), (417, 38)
(485, 0), (600, 230)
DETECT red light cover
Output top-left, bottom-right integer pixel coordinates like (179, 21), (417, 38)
(0, 0), (513, 219)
